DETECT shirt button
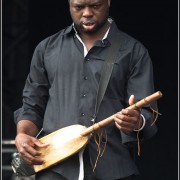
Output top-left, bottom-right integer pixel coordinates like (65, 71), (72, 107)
(82, 94), (86, 97)
(84, 76), (88, 80)
(86, 58), (90, 61)
(81, 113), (85, 116)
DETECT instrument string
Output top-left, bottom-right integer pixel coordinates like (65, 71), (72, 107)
(92, 129), (107, 172)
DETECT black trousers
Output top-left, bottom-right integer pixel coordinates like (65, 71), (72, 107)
(35, 148), (137, 180)
(35, 170), (136, 180)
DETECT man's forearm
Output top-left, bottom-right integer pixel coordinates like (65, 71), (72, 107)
(17, 120), (39, 136)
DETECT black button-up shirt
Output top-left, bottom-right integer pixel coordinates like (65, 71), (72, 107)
(14, 21), (157, 179)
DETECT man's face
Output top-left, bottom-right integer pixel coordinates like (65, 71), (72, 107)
(69, 0), (110, 34)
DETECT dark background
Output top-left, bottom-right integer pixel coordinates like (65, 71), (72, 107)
(2, 0), (178, 179)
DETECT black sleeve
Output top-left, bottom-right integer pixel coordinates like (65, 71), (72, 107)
(14, 42), (50, 130)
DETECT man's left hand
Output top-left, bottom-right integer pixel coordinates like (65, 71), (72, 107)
(114, 95), (143, 133)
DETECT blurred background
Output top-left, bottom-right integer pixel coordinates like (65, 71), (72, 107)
(2, 0), (178, 179)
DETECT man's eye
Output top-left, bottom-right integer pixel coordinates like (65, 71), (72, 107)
(75, 6), (83, 10)
(93, 5), (100, 9)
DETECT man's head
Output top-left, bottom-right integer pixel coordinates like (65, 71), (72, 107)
(68, 0), (111, 35)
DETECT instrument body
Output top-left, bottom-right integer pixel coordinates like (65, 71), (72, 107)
(34, 124), (89, 172)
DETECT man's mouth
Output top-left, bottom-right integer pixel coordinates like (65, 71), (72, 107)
(82, 22), (95, 30)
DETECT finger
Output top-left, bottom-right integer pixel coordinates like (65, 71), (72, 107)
(19, 143), (39, 157)
(115, 122), (133, 133)
(114, 114), (136, 128)
(115, 112), (137, 124)
(32, 138), (49, 148)
(128, 94), (135, 106)
(114, 118), (135, 128)
(21, 142), (42, 156)
(22, 153), (45, 165)
(19, 143), (45, 165)
(121, 109), (139, 117)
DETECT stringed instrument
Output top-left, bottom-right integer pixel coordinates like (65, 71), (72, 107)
(12, 91), (162, 176)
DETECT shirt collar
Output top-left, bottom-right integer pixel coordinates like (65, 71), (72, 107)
(73, 18), (113, 40)
(61, 18), (124, 52)
(72, 18), (113, 56)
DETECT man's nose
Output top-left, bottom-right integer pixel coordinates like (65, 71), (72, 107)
(83, 7), (93, 17)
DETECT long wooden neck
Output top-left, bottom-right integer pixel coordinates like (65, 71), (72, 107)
(80, 91), (162, 136)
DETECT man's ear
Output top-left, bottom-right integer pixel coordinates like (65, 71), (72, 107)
(108, 0), (111, 7)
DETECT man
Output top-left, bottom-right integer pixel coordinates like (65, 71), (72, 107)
(14, 0), (158, 179)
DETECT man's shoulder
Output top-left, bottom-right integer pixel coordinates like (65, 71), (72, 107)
(37, 25), (72, 48)
(111, 26), (149, 58)
(118, 29), (147, 50)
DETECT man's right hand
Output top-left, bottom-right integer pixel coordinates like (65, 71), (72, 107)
(15, 133), (49, 165)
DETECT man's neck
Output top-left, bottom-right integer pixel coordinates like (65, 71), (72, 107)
(79, 20), (111, 51)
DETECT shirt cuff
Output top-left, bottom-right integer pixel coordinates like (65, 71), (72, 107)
(133, 114), (146, 132)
